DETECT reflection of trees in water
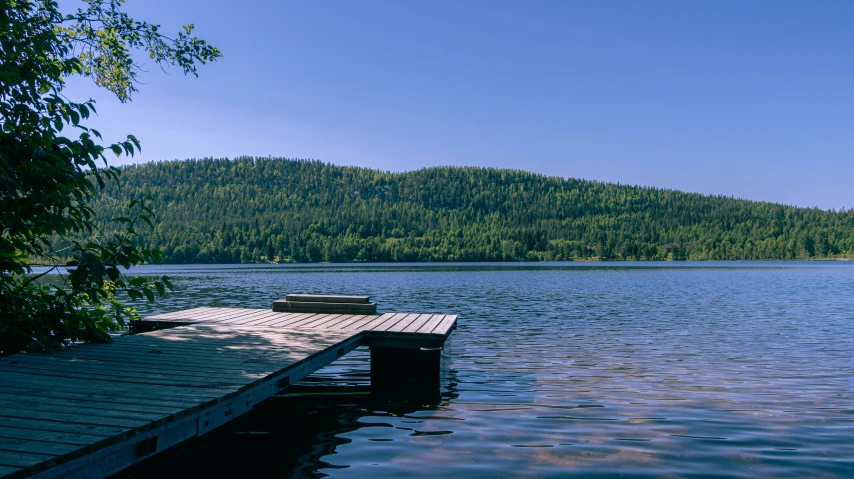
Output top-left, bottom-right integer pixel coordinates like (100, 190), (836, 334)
(113, 348), (459, 479)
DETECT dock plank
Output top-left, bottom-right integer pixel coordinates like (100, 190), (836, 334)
(0, 417), (128, 438)
(373, 313), (417, 332)
(19, 350), (286, 374)
(0, 437), (80, 458)
(0, 405), (156, 428)
(152, 307), (262, 324)
(298, 314), (346, 329)
(245, 311), (301, 326)
(0, 394), (181, 416)
(386, 314), (429, 333)
(0, 365), (244, 390)
(0, 450), (58, 468)
(0, 355), (276, 382)
(327, 314), (370, 330)
(216, 309), (282, 326)
(416, 314), (447, 334)
(0, 324), (367, 479)
(185, 308), (261, 324)
(263, 313), (317, 327)
(226, 310), (284, 326)
(272, 313), (325, 328)
(1, 348), (285, 374)
(0, 427), (112, 447)
(34, 348), (312, 374)
(146, 307), (234, 322)
(0, 372), (232, 402)
(430, 314), (458, 336)
(314, 314), (359, 330)
(0, 385), (199, 410)
(403, 314), (441, 333)
(0, 360), (260, 388)
(144, 307), (215, 321)
(345, 313), (399, 332)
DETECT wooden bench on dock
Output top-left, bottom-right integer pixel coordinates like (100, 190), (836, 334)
(0, 297), (457, 479)
(272, 294), (377, 315)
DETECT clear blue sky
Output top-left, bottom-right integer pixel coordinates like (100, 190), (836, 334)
(65, 0), (854, 209)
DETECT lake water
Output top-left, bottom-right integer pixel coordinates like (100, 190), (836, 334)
(105, 262), (854, 478)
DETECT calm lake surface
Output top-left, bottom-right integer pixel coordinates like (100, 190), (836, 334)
(102, 262), (853, 478)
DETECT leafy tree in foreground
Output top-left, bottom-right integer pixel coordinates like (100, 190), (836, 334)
(0, 0), (221, 354)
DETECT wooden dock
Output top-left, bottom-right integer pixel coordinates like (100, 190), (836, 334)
(0, 307), (457, 479)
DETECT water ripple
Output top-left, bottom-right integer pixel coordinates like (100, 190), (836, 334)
(112, 262), (854, 478)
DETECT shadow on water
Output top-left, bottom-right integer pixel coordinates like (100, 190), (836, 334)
(112, 347), (459, 479)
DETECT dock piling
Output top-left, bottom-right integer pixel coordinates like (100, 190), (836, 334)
(370, 347), (441, 394)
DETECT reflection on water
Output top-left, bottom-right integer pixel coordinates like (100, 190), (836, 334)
(107, 262), (854, 478)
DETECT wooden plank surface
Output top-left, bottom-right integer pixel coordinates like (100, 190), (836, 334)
(327, 314), (370, 330)
(0, 355), (276, 382)
(403, 314), (441, 333)
(0, 306), (458, 478)
(151, 307), (238, 322)
(214, 309), (281, 326)
(297, 314), (345, 329)
(0, 398), (170, 422)
(0, 437), (81, 457)
(0, 385), (198, 409)
(0, 426), (111, 447)
(415, 314), (447, 334)
(373, 313), (414, 331)
(0, 324), (365, 479)
(144, 307), (216, 321)
(0, 450), (55, 468)
(430, 314), (458, 336)
(0, 417), (128, 438)
(386, 314), (429, 333)
(142, 308), (457, 340)
(264, 313), (318, 328)
(349, 313), (401, 332)
(0, 371), (232, 402)
(139, 308), (458, 353)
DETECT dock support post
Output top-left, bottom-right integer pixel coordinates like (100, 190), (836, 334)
(370, 347), (441, 395)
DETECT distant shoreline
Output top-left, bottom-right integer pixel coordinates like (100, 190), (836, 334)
(27, 258), (853, 275)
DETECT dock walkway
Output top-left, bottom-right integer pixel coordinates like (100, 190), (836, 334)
(0, 308), (456, 479)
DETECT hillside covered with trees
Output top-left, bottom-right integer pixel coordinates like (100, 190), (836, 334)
(92, 157), (854, 263)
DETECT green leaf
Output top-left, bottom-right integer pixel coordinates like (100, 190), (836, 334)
(107, 268), (120, 281)
(0, 0), (220, 354)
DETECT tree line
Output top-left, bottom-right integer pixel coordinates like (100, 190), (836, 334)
(90, 157), (854, 263)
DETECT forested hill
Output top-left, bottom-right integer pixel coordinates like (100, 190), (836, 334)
(95, 157), (854, 263)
